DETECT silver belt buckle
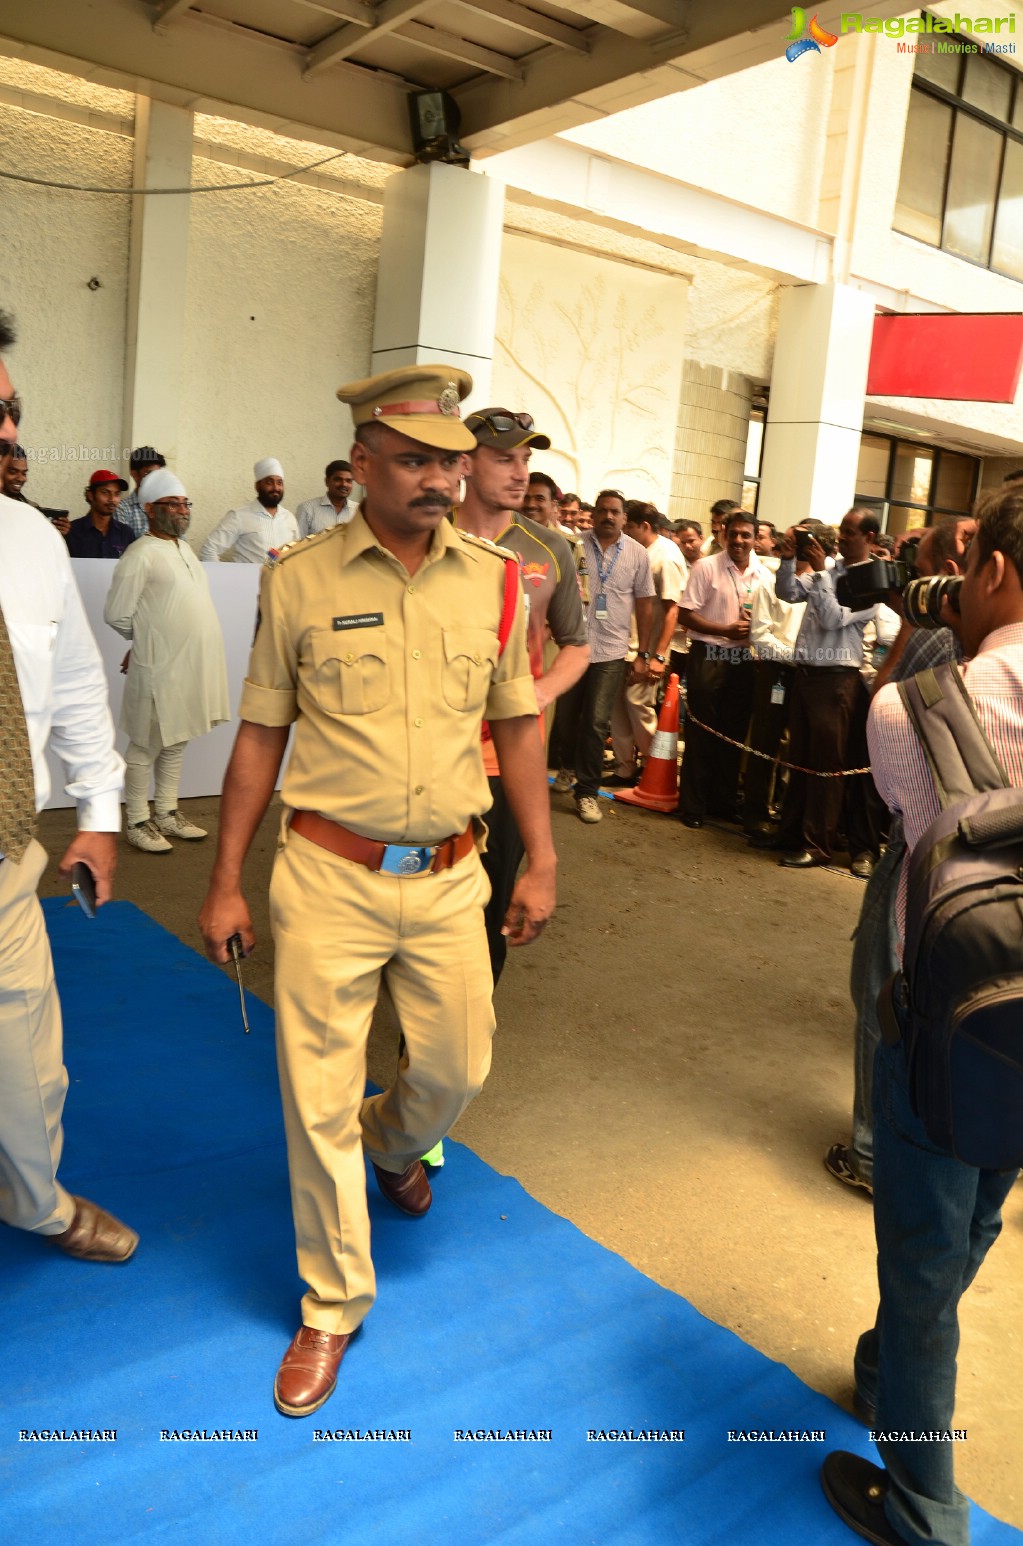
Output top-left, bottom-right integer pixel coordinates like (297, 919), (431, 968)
(379, 843), (434, 877)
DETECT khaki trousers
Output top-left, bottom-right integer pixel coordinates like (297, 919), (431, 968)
(270, 825), (495, 1334)
(610, 673), (659, 775)
(0, 840), (76, 1234)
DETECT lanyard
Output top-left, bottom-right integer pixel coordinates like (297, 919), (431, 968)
(588, 533), (622, 590)
(728, 564), (755, 610)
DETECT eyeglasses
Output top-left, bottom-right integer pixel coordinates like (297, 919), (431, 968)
(465, 411), (535, 435)
(153, 499), (192, 512)
(0, 394), (22, 427)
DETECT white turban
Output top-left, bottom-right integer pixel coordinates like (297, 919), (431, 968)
(254, 457), (284, 481)
(139, 468), (187, 505)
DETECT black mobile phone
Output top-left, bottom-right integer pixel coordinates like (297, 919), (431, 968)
(70, 861), (97, 918)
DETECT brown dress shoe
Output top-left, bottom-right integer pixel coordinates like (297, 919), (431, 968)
(274, 1326), (354, 1418)
(49, 1196), (138, 1263)
(371, 1159), (432, 1216)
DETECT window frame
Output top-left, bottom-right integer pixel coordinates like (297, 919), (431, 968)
(895, 14), (1023, 279)
(855, 431), (981, 532)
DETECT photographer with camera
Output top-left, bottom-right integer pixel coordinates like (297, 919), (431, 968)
(774, 508), (883, 875)
(822, 485), (1023, 1546)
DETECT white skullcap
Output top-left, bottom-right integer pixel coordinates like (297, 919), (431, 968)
(139, 468), (187, 505)
(254, 457), (284, 481)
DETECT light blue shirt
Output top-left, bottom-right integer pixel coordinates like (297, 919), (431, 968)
(776, 557), (876, 667)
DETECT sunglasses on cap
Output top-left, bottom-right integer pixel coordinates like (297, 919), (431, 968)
(465, 411), (536, 436)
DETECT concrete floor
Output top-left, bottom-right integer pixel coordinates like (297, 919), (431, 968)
(37, 792), (1023, 1533)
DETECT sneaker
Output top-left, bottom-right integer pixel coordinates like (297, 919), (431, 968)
(551, 769), (574, 794)
(126, 819), (172, 854)
(575, 795), (603, 824)
(154, 809), (208, 841)
(823, 1142), (873, 1196)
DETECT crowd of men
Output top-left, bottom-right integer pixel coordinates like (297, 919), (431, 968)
(3, 300), (1022, 1546)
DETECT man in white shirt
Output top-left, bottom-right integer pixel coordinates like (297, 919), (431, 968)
(105, 469), (230, 854)
(0, 310), (137, 1264)
(295, 460), (356, 539)
(201, 457), (298, 563)
(677, 510), (770, 827)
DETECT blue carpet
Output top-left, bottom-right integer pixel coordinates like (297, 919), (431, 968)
(2, 901), (1019, 1546)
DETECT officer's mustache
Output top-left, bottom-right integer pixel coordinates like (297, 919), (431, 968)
(409, 494), (452, 509)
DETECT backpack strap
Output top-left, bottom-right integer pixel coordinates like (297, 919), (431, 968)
(898, 662), (1009, 807)
(497, 555), (520, 657)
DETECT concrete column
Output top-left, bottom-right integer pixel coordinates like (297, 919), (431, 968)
(123, 96), (193, 463)
(371, 163), (504, 406)
(757, 282), (875, 528)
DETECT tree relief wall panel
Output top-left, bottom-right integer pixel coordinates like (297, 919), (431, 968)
(493, 233), (688, 508)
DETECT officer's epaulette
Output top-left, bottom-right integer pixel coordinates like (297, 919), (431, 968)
(455, 529), (517, 563)
(264, 525), (345, 569)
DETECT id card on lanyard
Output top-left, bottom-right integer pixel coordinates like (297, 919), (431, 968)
(589, 534), (621, 621)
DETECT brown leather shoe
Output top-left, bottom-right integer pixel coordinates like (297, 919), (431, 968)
(371, 1159), (432, 1216)
(274, 1325), (354, 1418)
(49, 1196), (138, 1263)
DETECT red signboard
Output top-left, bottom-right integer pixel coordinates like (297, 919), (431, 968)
(867, 312), (1023, 403)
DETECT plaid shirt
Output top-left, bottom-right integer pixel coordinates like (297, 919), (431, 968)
(118, 488), (148, 539)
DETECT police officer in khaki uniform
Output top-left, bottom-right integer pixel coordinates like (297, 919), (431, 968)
(199, 365), (556, 1418)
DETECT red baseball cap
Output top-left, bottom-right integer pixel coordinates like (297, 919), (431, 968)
(88, 469), (129, 492)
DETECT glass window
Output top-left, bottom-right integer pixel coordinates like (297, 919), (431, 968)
(897, 23), (1023, 278)
(891, 444), (934, 505)
(915, 46), (960, 93)
(741, 480), (759, 515)
(933, 451), (975, 512)
(991, 138), (1023, 281)
(856, 434), (891, 502)
(961, 53), (1013, 120)
(887, 505), (930, 539)
(895, 93), (953, 246)
(943, 114), (1002, 262)
(744, 411), (764, 480)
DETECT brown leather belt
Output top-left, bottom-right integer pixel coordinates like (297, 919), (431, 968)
(290, 809), (475, 877)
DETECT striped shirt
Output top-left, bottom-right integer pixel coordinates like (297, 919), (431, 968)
(582, 531), (655, 663)
(868, 620), (1023, 951)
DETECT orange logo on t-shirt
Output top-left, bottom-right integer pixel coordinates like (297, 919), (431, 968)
(520, 561), (550, 587)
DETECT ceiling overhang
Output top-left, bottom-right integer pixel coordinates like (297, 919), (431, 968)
(0, 0), (912, 166)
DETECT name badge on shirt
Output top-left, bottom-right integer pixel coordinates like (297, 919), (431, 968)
(594, 593), (609, 621)
(333, 613), (385, 630)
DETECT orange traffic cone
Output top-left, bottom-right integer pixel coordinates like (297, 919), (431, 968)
(614, 674), (680, 814)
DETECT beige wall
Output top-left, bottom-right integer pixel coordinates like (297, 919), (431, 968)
(671, 364), (752, 525)
(180, 155), (382, 551)
(0, 100), (132, 517)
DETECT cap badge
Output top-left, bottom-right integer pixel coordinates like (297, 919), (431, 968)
(437, 383), (460, 417)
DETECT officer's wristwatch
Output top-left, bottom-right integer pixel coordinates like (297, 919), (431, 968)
(637, 651), (651, 660)
(653, 653), (666, 663)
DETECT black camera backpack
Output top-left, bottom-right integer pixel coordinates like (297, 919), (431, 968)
(887, 662), (1023, 1170)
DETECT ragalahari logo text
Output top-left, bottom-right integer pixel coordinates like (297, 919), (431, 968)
(785, 8), (838, 60)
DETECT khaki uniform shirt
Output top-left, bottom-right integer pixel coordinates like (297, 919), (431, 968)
(240, 508), (537, 843)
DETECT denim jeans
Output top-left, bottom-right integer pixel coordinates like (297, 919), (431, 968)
(853, 1041), (1018, 1545)
(556, 658), (627, 799)
(847, 835), (905, 1185)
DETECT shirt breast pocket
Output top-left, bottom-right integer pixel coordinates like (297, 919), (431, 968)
(442, 627), (499, 712)
(310, 628), (388, 715)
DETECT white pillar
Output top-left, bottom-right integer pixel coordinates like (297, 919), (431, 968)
(757, 282), (875, 528)
(123, 97), (193, 464)
(371, 163), (504, 407)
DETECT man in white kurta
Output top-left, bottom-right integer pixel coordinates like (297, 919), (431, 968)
(200, 456), (298, 563)
(104, 469), (229, 854)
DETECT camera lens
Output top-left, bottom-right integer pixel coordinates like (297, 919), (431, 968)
(903, 575), (962, 630)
